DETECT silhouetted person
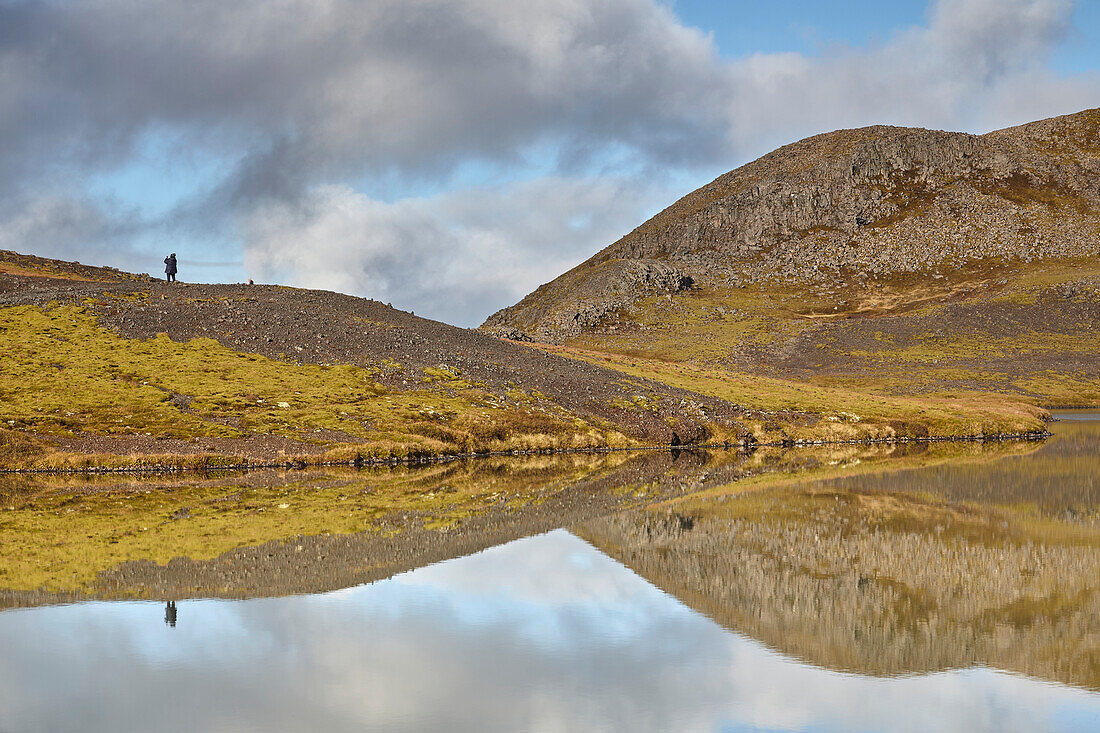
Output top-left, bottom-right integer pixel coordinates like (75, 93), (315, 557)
(164, 600), (177, 628)
(164, 253), (177, 282)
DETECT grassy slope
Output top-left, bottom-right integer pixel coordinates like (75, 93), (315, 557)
(545, 344), (1047, 439)
(0, 303), (628, 469)
(547, 257), (1099, 421)
(0, 252), (1063, 471)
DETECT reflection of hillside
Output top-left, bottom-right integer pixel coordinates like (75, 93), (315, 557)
(805, 420), (1100, 520)
(579, 437), (1100, 689)
(0, 437), (1043, 608)
(0, 449), (755, 606)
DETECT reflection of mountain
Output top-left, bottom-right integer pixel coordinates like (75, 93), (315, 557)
(808, 420), (1100, 519)
(578, 428), (1100, 690)
(0, 437), (1042, 609)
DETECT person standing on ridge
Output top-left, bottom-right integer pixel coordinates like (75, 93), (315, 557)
(164, 253), (177, 282)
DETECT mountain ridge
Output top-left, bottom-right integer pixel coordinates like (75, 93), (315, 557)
(483, 108), (1100, 341)
(479, 109), (1100, 410)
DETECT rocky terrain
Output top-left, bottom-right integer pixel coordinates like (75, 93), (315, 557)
(0, 252), (769, 466)
(481, 109), (1100, 409)
(484, 108), (1100, 341)
(3, 247), (1051, 470)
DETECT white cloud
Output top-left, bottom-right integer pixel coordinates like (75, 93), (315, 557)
(0, 196), (140, 265)
(241, 177), (661, 326)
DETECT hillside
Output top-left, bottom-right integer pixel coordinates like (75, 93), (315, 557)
(0, 244), (1048, 470)
(0, 250), (763, 469)
(482, 109), (1100, 407)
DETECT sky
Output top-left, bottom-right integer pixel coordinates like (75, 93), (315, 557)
(1, 0), (1098, 327)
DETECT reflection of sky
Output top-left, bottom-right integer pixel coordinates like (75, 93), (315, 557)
(1051, 410), (1100, 422)
(1, 530), (1097, 733)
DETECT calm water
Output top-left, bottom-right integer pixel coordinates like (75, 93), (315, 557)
(1, 413), (1099, 732)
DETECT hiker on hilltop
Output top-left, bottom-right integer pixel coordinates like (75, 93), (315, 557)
(164, 253), (177, 282)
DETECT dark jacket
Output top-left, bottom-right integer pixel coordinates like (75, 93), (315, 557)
(164, 256), (177, 275)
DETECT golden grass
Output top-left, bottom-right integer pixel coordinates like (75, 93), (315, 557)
(0, 453), (636, 592)
(0, 304), (631, 468)
(559, 256), (1100, 409)
(543, 344), (1048, 440)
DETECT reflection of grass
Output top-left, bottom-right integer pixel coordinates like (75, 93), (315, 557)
(0, 454), (634, 592)
(680, 480), (1099, 549)
(660, 438), (1044, 509)
(665, 421), (1100, 545)
(0, 434), (1067, 597)
(0, 305), (630, 468)
(545, 344), (1047, 440)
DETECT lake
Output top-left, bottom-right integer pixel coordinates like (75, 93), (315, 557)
(1, 412), (1098, 732)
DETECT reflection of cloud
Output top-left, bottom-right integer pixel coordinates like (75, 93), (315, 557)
(240, 178), (661, 326)
(0, 530), (1096, 733)
(391, 529), (666, 605)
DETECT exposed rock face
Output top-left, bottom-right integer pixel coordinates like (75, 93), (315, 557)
(482, 258), (692, 341)
(483, 108), (1100, 341)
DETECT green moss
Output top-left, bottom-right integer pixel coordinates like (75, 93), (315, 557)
(0, 305), (633, 468)
(0, 453), (637, 592)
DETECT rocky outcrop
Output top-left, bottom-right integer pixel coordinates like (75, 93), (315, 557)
(482, 258), (693, 341)
(484, 108), (1100, 341)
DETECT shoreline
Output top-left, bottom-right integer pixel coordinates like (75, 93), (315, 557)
(0, 429), (1052, 476)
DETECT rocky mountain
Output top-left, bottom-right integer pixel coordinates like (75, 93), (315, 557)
(485, 108), (1100, 340)
(481, 109), (1100, 406)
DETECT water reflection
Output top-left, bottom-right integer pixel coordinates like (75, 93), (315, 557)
(0, 416), (1098, 731)
(0, 530), (1097, 733)
(580, 413), (1100, 691)
(2, 439), (1031, 605)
